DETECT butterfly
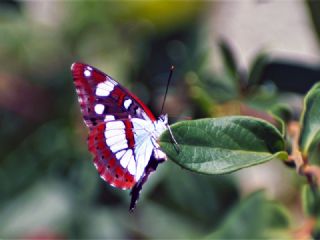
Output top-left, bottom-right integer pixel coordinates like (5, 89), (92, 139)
(71, 62), (170, 211)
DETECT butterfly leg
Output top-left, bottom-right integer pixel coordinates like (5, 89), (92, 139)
(129, 152), (166, 212)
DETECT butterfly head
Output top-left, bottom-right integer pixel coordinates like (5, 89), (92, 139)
(158, 114), (168, 124)
(153, 114), (168, 137)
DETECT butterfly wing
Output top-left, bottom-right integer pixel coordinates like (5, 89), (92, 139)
(71, 62), (156, 129)
(71, 62), (160, 190)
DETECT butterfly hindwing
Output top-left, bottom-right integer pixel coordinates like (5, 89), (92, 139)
(88, 120), (136, 189)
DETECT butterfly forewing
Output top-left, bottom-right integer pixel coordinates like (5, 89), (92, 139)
(71, 62), (156, 129)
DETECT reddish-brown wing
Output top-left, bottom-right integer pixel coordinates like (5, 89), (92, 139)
(71, 62), (156, 130)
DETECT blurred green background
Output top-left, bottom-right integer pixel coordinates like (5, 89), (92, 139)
(0, 1), (320, 238)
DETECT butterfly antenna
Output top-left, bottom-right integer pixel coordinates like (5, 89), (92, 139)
(160, 65), (180, 153)
(160, 65), (175, 115)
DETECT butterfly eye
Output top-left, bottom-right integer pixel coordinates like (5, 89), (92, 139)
(159, 114), (168, 123)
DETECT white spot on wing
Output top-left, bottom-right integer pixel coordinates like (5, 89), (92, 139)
(120, 149), (133, 168)
(71, 63), (75, 71)
(124, 99), (132, 109)
(93, 162), (98, 169)
(105, 81), (114, 88)
(96, 81), (114, 96)
(116, 150), (126, 159)
(104, 115), (115, 122)
(110, 142), (128, 153)
(106, 121), (125, 130)
(96, 87), (110, 96)
(105, 129), (125, 138)
(94, 104), (105, 114)
(106, 133), (126, 147)
(84, 69), (91, 77)
(107, 77), (118, 85)
(128, 158), (136, 175)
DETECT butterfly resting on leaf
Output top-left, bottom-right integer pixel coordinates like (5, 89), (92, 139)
(71, 62), (177, 211)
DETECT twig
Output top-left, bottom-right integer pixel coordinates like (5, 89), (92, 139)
(287, 121), (305, 170)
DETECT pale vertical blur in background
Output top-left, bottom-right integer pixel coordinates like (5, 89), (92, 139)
(210, 1), (320, 68)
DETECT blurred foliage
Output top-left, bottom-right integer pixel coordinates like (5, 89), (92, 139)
(206, 191), (291, 239)
(299, 82), (320, 156)
(0, 1), (320, 239)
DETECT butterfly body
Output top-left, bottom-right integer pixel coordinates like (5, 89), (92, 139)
(71, 62), (167, 209)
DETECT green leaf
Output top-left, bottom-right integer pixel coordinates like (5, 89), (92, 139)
(218, 40), (238, 80)
(301, 184), (320, 217)
(299, 82), (320, 155)
(306, 145), (320, 166)
(269, 104), (292, 124)
(247, 52), (270, 88)
(160, 116), (287, 174)
(201, 74), (239, 102)
(269, 104), (292, 136)
(189, 85), (215, 117)
(205, 191), (291, 239)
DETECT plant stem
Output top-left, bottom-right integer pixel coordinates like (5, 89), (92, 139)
(287, 121), (320, 186)
(287, 121), (305, 170)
